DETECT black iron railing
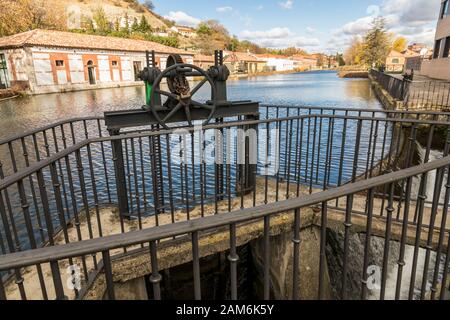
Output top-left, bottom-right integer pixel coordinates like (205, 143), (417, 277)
(370, 69), (408, 101)
(370, 69), (450, 111)
(0, 108), (449, 300)
(2, 106), (450, 180)
(0, 153), (449, 300)
(0, 113), (449, 251)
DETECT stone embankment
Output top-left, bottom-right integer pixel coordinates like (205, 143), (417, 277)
(338, 66), (368, 78)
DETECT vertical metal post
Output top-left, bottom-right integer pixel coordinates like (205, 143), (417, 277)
(109, 130), (130, 219)
(236, 113), (259, 196)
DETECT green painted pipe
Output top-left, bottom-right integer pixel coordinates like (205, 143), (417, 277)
(145, 82), (152, 105)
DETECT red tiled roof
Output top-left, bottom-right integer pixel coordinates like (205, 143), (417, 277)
(194, 54), (215, 62)
(388, 50), (405, 58)
(225, 52), (262, 63)
(255, 54), (289, 59)
(290, 54), (317, 61)
(0, 29), (193, 55)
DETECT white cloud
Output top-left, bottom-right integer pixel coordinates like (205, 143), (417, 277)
(163, 11), (201, 27)
(279, 0), (294, 10)
(216, 6), (233, 13)
(306, 27), (316, 33)
(255, 5), (264, 11)
(327, 0), (441, 52)
(240, 27), (320, 49)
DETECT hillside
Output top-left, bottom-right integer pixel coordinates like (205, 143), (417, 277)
(53, 0), (169, 30)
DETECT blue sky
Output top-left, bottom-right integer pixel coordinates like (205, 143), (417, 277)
(148, 0), (441, 53)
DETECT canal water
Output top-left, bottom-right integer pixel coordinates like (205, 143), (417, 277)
(0, 71), (381, 138)
(0, 70), (387, 248)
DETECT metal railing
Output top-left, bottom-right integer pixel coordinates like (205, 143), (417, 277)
(370, 69), (408, 101)
(0, 108), (449, 300)
(0, 113), (449, 250)
(370, 69), (450, 111)
(2, 106), (450, 180)
(0, 152), (449, 300)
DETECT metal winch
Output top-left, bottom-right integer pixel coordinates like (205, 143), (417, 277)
(103, 50), (260, 218)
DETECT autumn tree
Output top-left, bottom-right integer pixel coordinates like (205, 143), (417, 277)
(344, 37), (364, 65)
(194, 20), (230, 54)
(392, 36), (407, 52)
(361, 17), (391, 68)
(0, 0), (67, 36)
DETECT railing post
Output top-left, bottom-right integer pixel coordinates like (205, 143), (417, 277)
(109, 129), (130, 219)
(236, 113), (259, 196)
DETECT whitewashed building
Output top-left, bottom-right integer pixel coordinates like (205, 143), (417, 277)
(0, 29), (194, 94)
(255, 54), (295, 72)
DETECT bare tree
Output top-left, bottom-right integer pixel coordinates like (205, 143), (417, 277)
(143, 0), (155, 11)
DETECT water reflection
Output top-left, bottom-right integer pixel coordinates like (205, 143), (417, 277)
(0, 71), (380, 140)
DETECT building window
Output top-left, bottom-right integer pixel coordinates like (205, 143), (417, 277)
(441, 0), (449, 19)
(444, 37), (450, 58)
(433, 39), (442, 59)
(392, 58), (400, 64)
(0, 53), (10, 89)
(55, 60), (64, 67)
(112, 60), (118, 66)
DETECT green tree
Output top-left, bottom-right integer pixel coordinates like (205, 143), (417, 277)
(196, 23), (212, 36)
(131, 17), (139, 33)
(138, 15), (151, 33)
(362, 17), (391, 68)
(121, 13), (130, 34)
(336, 53), (345, 66)
(92, 7), (111, 35)
(227, 36), (240, 51)
(113, 18), (120, 32)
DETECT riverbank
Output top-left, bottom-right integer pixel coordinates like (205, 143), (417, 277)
(0, 88), (22, 101)
(228, 68), (337, 80)
(368, 73), (403, 110)
(337, 66), (368, 79)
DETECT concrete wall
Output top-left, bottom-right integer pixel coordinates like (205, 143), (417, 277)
(0, 46), (194, 94)
(419, 58), (450, 80)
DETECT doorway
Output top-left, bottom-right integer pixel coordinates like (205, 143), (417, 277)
(87, 60), (96, 85)
(133, 61), (142, 81)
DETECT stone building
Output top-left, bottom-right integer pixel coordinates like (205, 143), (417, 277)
(223, 52), (266, 74)
(194, 54), (215, 70)
(290, 54), (318, 71)
(0, 29), (194, 94)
